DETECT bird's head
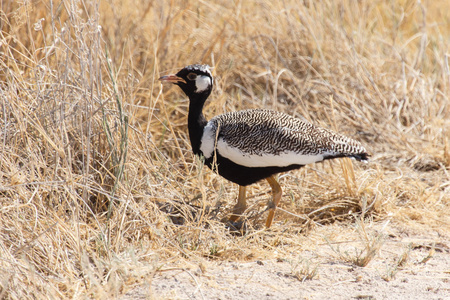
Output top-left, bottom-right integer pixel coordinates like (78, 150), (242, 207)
(159, 64), (213, 99)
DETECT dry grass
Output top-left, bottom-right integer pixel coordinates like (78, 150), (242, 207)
(1, 0), (449, 298)
(326, 217), (386, 267)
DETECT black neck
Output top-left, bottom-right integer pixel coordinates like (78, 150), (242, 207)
(187, 93), (209, 156)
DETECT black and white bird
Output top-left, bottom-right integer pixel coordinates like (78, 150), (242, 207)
(159, 64), (369, 228)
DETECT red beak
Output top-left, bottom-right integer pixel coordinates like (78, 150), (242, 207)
(158, 74), (186, 84)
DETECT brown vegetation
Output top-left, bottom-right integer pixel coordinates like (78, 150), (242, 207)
(1, 0), (449, 298)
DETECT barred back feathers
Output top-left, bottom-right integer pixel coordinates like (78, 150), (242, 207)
(200, 109), (368, 168)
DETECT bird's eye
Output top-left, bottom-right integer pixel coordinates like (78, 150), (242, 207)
(187, 73), (197, 81)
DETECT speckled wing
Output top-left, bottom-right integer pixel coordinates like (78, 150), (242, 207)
(200, 109), (368, 168)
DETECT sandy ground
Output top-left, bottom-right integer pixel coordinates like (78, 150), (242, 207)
(122, 224), (450, 300)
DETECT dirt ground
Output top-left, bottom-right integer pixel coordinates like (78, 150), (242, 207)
(121, 223), (450, 300)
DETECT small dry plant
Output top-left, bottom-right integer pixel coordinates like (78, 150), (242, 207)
(326, 217), (385, 267)
(382, 244), (412, 282)
(289, 258), (320, 282)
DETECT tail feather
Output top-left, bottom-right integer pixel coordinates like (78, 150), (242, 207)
(324, 151), (370, 162)
(351, 152), (370, 162)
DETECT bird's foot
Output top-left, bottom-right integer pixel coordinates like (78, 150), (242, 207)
(225, 219), (249, 235)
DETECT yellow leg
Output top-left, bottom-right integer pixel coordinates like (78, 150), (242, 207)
(265, 175), (282, 228)
(229, 185), (246, 222)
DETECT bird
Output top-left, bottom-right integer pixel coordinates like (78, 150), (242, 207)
(159, 64), (369, 228)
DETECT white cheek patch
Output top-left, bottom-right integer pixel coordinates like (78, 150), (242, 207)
(195, 75), (211, 93)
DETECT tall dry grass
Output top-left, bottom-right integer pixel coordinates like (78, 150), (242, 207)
(1, 0), (449, 298)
